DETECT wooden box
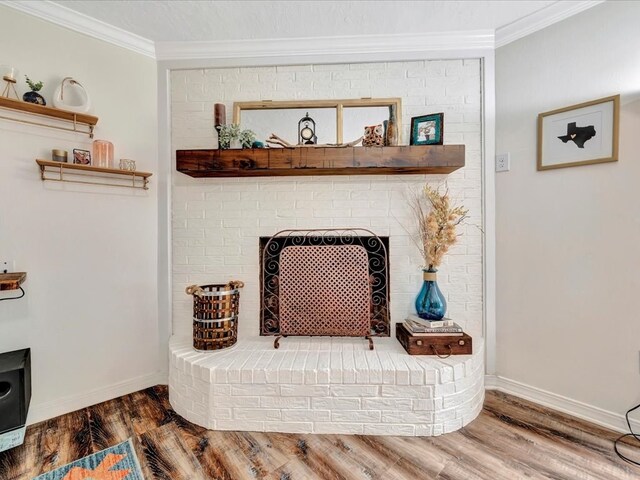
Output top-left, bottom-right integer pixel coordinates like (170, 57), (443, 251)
(395, 323), (472, 356)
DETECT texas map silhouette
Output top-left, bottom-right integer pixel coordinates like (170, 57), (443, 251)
(558, 122), (596, 148)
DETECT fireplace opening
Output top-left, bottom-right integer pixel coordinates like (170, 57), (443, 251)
(260, 229), (390, 349)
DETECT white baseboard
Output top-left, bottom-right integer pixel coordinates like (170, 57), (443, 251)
(485, 375), (639, 434)
(27, 372), (167, 425)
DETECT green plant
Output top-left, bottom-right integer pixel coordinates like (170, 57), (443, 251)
(217, 124), (256, 149)
(238, 129), (256, 148)
(217, 124), (241, 149)
(24, 76), (43, 92)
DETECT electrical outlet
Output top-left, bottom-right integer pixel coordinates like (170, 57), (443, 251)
(496, 153), (511, 172)
(1, 260), (14, 274)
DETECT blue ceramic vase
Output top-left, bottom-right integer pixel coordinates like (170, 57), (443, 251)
(415, 268), (447, 320)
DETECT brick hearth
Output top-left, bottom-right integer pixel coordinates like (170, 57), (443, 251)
(169, 336), (484, 436)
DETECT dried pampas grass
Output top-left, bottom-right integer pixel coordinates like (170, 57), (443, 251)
(411, 184), (468, 270)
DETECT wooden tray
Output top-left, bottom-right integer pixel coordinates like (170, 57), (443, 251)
(395, 322), (472, 356)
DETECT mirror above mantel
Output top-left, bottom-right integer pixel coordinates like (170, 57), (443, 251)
(233, 98), (402, 145)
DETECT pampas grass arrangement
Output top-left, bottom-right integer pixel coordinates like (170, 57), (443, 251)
(411, 184), (468, 270)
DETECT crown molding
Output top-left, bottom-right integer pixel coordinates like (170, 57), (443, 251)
(495, 0), (605, 48)
(0, 0), (156, 58)
(1, 0), (605, 60)
(155, 31), (494, 62)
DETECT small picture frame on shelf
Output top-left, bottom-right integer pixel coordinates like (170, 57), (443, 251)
(410, 113), (444, 145)
(72, 148), (91, 165)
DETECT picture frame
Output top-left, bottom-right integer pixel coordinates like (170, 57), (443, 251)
(72, 148), (91, 165)
(410, 113), (444, 146)
(537, 95), (619, 171)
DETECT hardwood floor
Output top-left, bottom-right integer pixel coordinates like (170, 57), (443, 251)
(1, 387), (639, 480)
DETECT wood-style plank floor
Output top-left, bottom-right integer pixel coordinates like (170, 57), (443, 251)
(1, 387), (639, 480)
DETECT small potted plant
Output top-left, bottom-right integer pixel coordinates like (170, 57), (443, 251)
(23, 75), (45, 106)
(238, 129), (256, 149)
(217, 124), (257, 149)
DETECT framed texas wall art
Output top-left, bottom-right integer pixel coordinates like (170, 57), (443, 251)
(537, 95), (619, 171)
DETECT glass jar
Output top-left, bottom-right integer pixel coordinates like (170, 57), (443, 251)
(92, 140), (114, 168)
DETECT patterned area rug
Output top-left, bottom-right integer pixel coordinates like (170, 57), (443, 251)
(33, 439), (144, 480)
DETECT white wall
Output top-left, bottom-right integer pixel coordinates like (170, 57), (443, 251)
(170, 59), (484, 341)
(496, 1), (640, 418)
(0, 7), (160, 422)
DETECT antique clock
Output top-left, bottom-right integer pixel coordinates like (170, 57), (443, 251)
(298, 112), (317, 145)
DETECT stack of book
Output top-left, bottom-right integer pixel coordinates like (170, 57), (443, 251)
(403, 314), (463, 336)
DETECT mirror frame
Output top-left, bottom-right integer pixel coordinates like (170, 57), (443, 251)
(233, 97), (402, 144)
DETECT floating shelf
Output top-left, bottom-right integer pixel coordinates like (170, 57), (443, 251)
(0, 97), (98, 138)
(36, 159), (152, 190)
(176, 145), (465, 178)
(0, 273), (26, 291)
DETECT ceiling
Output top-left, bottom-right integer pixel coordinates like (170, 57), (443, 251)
(51, 0), (557, 43)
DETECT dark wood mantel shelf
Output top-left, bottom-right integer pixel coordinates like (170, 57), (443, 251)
(176, 145), (465, 178)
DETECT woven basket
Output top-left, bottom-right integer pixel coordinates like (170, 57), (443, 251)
(186, 281), (244, 352)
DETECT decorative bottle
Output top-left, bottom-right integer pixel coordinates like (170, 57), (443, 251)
(385, 104), (398, 146)
(415, 268), (447, 320)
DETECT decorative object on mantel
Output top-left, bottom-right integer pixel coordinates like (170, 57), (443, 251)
(362, 124), (384, 147)
(0, 65), (19, 100)
(238, 128), (256, 149)
(51, 149), (68, 163)
(410, 113), (444, 146)
(234, 97), (402, 145)
(214, 102), (226, 129)
(267, 133), (363, 149)
(298, 112), (317, 145)
(23, 76), (45, 106)
(177, 144), (465, 178)
(73, 148), (91, 165)
(411, 185), (468, 320)
(537, 94), (619, 171)
(186, 281), (244, 352)
(92, 139), (114, 168)
(396, 323), (472, 356)
(52, 77), (91, 114)
(36, 159), (152, 190)
(0, 96), (98, 138)
(217, 124), (256, 149)
(385, 104), (398, 146)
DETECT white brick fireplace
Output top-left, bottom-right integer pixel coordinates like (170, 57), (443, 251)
(169, 58), (485, 435)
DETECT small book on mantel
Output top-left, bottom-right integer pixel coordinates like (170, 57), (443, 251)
(404, 319), (464, 336)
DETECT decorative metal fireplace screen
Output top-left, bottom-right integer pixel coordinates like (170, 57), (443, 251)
(260, 229), (390, 348)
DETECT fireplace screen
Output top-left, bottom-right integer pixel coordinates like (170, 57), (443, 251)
(260, 229), (390, 348)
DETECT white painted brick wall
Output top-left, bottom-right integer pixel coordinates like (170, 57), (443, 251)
(171, 59), (483, 339)
(169, 336), (485, 437)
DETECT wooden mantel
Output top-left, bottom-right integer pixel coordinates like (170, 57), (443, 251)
(176, 145), (465, 178)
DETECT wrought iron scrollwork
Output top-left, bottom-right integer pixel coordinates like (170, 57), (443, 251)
(260, 228), (390, 338)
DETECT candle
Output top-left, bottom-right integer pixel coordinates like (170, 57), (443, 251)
(214, 103), (226, 128)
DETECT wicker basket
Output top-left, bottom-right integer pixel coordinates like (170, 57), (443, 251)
(186, 281), (244, 352)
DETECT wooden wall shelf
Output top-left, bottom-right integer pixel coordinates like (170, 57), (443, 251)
(0, 97), (98, 138)
(176, 145), (465, 178)
(36, 159), (152, 190)
(0, 273), (26, 291)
